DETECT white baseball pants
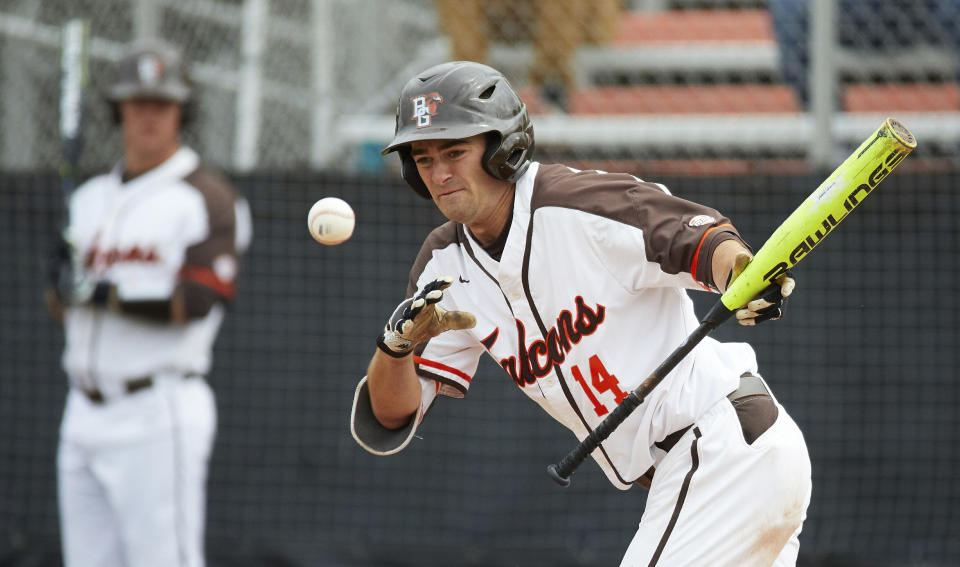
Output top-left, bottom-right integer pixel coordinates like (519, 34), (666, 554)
(57, 375), (216, 567)
(621, 396), (812, 567)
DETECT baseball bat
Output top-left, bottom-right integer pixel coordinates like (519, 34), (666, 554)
(548, 117), (917, 487)
(50, 19), (91, 310)
(59, 18), (91, 208)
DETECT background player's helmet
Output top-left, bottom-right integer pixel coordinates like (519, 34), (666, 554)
(105, 39), (193, 124)
(382, 61), (535, 199)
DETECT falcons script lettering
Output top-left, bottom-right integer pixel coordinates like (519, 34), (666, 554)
(500, 296), (606, 387)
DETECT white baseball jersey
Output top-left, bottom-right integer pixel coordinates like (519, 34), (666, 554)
(353, 162), (758, 489)
(61, 147), (252, 394)
(57, 146), (251, 567)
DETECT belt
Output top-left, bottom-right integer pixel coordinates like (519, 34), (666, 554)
(82, 373), (201, 404)
(638, 373), (775, 489)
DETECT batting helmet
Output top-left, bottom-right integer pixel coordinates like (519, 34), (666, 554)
(105, 39), (193, 123)
(382, 61), (535, 199)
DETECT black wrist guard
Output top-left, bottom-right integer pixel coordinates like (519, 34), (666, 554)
(376, 333), (414, 358)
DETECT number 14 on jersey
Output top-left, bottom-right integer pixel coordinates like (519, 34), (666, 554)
(570, 355), (629, 417)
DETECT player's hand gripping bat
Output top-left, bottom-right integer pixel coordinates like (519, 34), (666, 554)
(548, 117), (917, 487)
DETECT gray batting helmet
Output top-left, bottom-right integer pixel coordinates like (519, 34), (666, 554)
(105, 39), (192, 107)
(383, 61), (535, 199)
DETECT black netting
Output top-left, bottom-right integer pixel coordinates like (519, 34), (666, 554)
(1, 169), (957, 567)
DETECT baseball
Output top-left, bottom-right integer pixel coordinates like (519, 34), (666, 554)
(307, 197), (355, 245)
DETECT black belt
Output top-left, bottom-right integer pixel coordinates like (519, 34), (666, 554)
(82, 373), (201, 404)
(636, 373), (777, 488)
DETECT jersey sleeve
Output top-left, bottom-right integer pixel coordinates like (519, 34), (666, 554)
(413, 332), (484, 398)
(532, 165), (747, 293)
(404, 223), (487, 398)
(178, 167), (247, 303)
(595, 184), (744, 293)
(410, 264), (486, 398)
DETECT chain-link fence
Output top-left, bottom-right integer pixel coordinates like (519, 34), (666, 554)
(0, 0), (957, 175)
(0, 0), (435, 172)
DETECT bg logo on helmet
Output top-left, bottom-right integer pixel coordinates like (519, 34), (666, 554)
(138, 54), (164, 86)
(410, 93), (443, 128)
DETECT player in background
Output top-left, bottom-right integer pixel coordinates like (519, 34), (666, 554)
(351, 61), (811, 566)
(44, 39), (252, 567)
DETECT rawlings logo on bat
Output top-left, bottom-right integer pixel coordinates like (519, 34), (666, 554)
(763, 148), (908, 284)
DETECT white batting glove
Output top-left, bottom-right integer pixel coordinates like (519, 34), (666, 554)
(735, 276), (794, 326)
(729, 252), (796, 326)
(376, 276), (477, 357)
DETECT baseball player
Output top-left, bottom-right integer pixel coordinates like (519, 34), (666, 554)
(351, 61), (812, 566)
(44, 39), (252, 567)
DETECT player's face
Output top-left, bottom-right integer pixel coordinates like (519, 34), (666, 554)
(120, 98), (182, 158)
(410, 134), (514, 243)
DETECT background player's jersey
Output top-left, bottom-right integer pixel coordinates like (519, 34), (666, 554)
(354, 162), (757, 489)
(62, 147), (252, 392)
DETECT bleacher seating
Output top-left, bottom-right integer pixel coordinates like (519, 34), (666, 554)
(843, 83), (960, 112)
(521, 84), (799, 115)
(575, 8), (779, 91)
(345, 1), (959, 172)
(612, 7), (771, 43)
(565, 6), (959, 118)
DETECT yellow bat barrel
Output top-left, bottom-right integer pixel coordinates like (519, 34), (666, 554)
(720, 117), (917, 312)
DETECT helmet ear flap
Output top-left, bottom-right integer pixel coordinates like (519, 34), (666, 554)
(482, 128), (534, 183)
(398, 149), (432, 199)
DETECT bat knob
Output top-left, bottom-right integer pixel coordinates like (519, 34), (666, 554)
(547, 464), (571, 487)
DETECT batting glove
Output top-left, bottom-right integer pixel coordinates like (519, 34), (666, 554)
(47, 234), (98, 306)
(376, 276), (477, 358)
(729, 252), (796, 326)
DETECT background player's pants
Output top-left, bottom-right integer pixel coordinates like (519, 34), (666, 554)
(58, 374), (216, 567)
(621, 394), (812, 567)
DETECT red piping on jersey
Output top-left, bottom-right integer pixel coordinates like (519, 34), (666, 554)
(689, 223), (733, 291)
(179, 265), (236, 299)
(414, 356), (472, 383)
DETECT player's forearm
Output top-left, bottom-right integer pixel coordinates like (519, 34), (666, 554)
(72, 281), (220, 323)
(712, 239), (753, 293)
(366, 349), (422, 430)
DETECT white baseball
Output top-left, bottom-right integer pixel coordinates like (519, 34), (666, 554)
(307, 197), (355, 245)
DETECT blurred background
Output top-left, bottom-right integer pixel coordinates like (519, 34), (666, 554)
(1, 0), (958, 566)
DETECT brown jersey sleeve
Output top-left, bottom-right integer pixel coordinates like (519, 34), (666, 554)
(406, 221), (460, 298)
(179, 166), (242, 317)
(530, 164), (746, 291)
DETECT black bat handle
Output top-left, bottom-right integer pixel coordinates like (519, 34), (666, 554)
(547, 393), (642, 486)
(548, 307), (734, 487)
